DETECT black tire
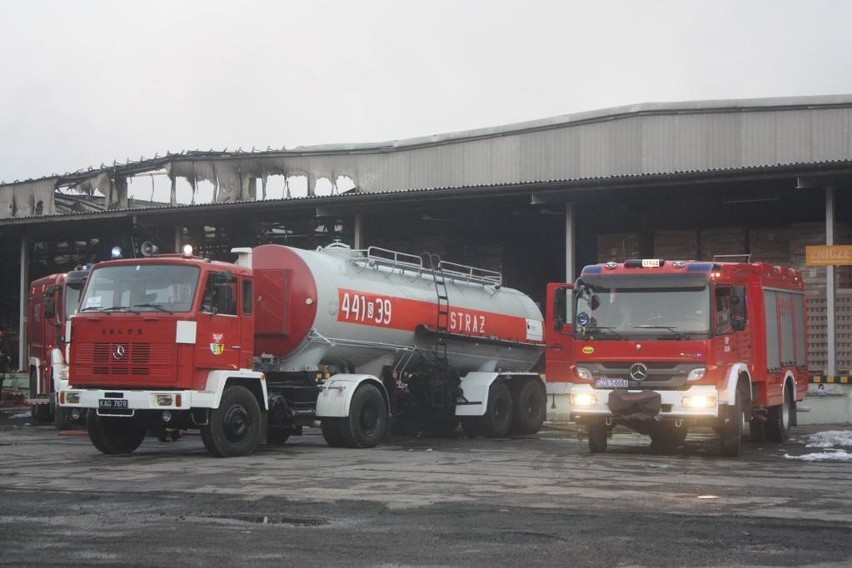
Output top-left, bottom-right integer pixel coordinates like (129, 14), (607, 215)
(337, 384), (388, 448)
(29, 369), (52, 423)
(749, 416), (767, 443)
(54, 394), (71, 431)
(766, 386), (794, 443)
(321, 418), (346, 447)
(479, 381), (513, 438)
(510, 379), (546, 435)
(720, 389), (744, 457)
(588, 422), (608, 453)
(32, 402), (52, 423)
(200, 385), (262, 457)
(87, 411), (147, 455)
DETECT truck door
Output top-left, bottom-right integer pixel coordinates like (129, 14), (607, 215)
(713, 285), (741, 365)
(195, 271), (242, 372)
(544, 282), (574, 381)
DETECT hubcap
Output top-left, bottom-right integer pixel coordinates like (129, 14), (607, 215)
(360, 404), (379, 435)
(224, 404), (250, 442)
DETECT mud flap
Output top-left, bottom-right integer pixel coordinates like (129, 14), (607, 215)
(607, 390), (662, 418)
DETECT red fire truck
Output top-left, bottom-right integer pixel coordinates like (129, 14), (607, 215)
(545, 258), (809, 457)
(59, 243), (546, 457)
(27, 267), (89, 424)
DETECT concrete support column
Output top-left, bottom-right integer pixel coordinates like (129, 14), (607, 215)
(18, 236), (29, 372)
(826, 186), (836, 377)
(565, 203), (575, 282)
(353, 214), (364, 250)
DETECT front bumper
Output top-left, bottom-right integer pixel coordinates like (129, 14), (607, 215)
(59, 388), (203, 415)
(568, 383), (721, 421)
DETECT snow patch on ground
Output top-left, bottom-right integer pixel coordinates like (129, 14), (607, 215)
(783, 430), (852, 462)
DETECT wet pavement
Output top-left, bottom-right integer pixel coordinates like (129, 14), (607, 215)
(1, 405), (851, 567)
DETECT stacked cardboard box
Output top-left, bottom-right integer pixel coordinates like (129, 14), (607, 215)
(596, 233), (640, 262)
(699, 228), (748, 262)
(748, 228), (790, 266)
(653, 230), (699, 260)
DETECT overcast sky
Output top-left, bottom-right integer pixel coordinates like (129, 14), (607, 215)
(1, 0), (851, 184)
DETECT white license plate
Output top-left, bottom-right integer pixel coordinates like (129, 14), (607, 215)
(99, 399), (128, 409)
(595, 378), (629, 389)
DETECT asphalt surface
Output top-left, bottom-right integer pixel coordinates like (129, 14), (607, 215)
(1, 404), (850, 568)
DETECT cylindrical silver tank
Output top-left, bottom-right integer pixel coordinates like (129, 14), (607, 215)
(251, 243), (543, 375)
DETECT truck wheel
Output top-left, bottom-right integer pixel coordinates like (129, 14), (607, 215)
(201, 385), (262, 457)
(479, 381), (513, 438)
(54, 394), (71, 431)
(321, 419), (346, 447)
(29, 369), (52, 423)
(588, 422), (608, 453)
(337, 384), (387, 448)
(719, 390), (743, 457)
(510, 379), (546, 435)
(87, 411), (147, 454)
(749, 416), (767, 443)
(766, 387), (793, 443)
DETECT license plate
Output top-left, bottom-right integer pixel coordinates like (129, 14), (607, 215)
(595, 378), (629, 389)
(99, 399), (128, 409)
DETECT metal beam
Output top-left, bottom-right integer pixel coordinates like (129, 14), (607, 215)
(18, 236), (28, 373)
(826, 187), (836, 377)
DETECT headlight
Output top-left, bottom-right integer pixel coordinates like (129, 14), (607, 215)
(682, 394), (717, 409)
(687, 368), (706, 381)
(156, 395), (174, 406)
(65, 392), (80, 404)
(155, 394), (182, 407)
(575, 367), (593, 381)
(571, 393), (598, 407)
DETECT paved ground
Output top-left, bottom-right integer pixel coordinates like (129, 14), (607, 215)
(1, 404), (850, 567)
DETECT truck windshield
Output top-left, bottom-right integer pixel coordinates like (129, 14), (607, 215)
(80, 264), (200, 314)
(573, 274), (711, 339)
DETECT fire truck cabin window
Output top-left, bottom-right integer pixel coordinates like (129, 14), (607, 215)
(81, 264), (200, 313)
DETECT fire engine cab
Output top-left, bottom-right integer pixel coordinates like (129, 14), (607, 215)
(545, 258), (808, 456)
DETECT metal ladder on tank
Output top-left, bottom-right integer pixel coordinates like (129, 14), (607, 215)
(426, 253), (450, 364)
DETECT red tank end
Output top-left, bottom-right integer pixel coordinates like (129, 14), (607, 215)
(251, 245), (318, 358)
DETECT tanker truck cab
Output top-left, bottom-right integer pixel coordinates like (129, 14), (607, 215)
(61, 247), (267, 457)
(548, 258), (807, 457)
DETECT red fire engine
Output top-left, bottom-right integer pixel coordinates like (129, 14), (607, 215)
(59, 243), (546, 457)
(545, 258), (809, 456)
(27, 267), (89, 424)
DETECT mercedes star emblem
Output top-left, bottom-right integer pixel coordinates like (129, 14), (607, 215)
(629, 363), (648, 382)
(113, 345), (126, 360)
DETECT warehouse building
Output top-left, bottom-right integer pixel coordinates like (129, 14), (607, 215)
(1, 95), (851, 420)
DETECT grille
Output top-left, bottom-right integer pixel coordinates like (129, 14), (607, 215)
(75, 342), (175, 382)
(586, 362), (698, 389)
